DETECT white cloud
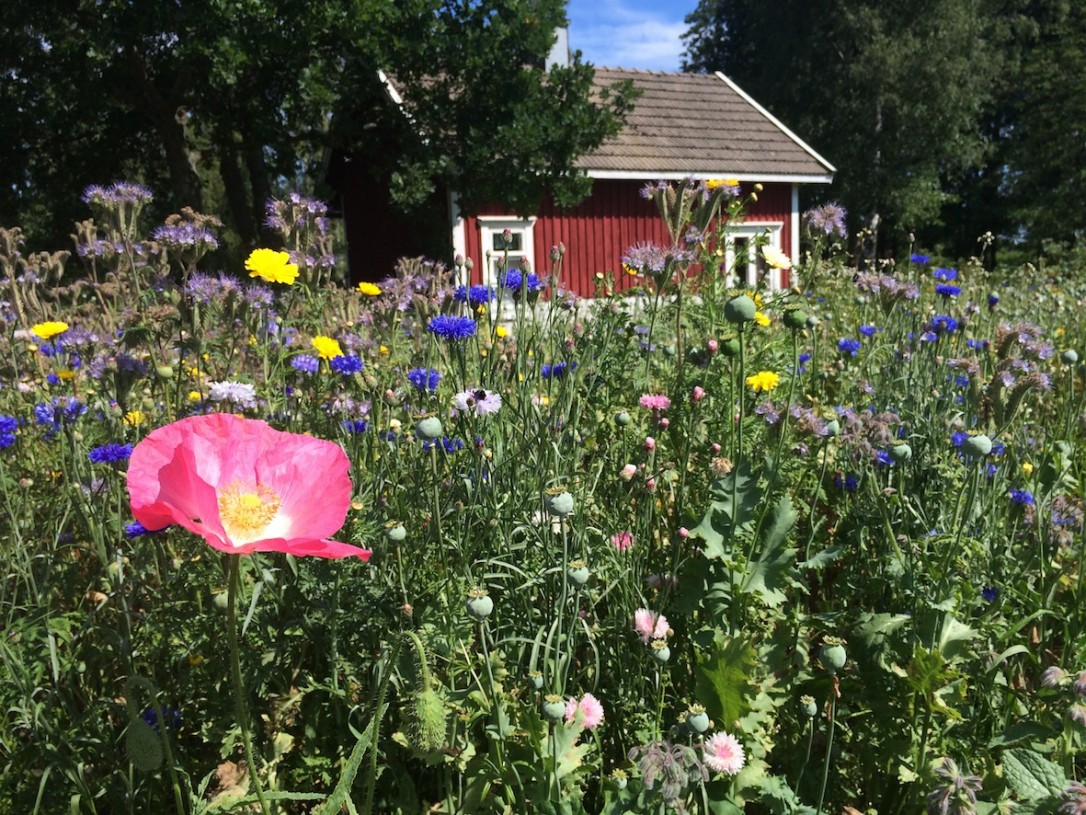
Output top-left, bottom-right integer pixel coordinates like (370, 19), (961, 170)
(566, 0), (694, 72)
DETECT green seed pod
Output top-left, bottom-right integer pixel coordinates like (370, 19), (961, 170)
(1062, 349), (1079, 365)
(686, 705), (710, 734)
(724, 295), (757, 324)
(542, 694), (566, 722)
(820, 636), (847, 674)
(415, 416), (443, 440)
(407, 688), (447, 752)
(465, 588), (493, 621)
(783, 308), (808, 330)
(212, 591), (229, 612)
(126, 719), (164, 771)
(824, 419), (840, 437)
(527, 670), (544, 690)
(720, 336), (741, 357)
(614, 411), (631, 427)
(800, 694), (818, 718)
(567, 559), (590, 587)
(890, 443), (912, 463)
(545, 490), (575, 518)
(961, 434), (992, 457)
(806, 315), (821, 328)
(385, 523), (407, 542)
(154, 365), (175, 380)
(651, 639), (671, 663)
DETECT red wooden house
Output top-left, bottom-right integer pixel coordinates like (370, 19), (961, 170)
(334, 67), (834, 294)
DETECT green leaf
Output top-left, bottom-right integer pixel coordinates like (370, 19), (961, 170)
(988, 722), (1056, 750)
(696, 635), (757, 728)
(937, 615), (978, 662)
(798, 545), (844, 570)
(1002, 748), (1069, 801)
(740, 495), (797, 607)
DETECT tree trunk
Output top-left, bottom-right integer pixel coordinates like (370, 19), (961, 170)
(218, 138), (257, 247)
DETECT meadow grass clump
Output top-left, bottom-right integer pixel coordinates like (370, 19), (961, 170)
(1, 183), (1086, 814)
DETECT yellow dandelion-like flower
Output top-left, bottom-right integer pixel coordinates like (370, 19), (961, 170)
(1022, 461), (1034, 476)
(378, 345), (390, 356)
(124, 410), (146, 426)
(761, 245), (792, 270)
(754, 311), (771, 327)
(745, 370), (781, 393)
(754, 293), (764, 307)
(245, 248), (298, 285)
(312, 335), (344, 360)
(188, 391), (203, 402)
(56, 370), (76, 381)
(495, 325), (509, 339)
(31, 321), (69, 340)
(247, 334), (258, 348)
(706, 178), (740, 189)
(357, 282), (381, 296)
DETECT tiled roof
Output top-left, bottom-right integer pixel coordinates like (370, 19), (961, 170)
(580, 68), (834, 181)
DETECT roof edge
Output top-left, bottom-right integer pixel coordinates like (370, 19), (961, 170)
(585, 170), (834, 184)
(712, 71), (836, 175)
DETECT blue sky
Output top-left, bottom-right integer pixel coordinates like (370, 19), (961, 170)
(565, 0), (700, 72)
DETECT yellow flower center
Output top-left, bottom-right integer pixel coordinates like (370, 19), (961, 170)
(217, 482), (282, 545)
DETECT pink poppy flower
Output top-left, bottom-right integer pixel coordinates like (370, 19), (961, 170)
(564, 692), (605, 729)
(639, 393), (671, 411)
(127, 414), (371, 560)
(702, 731), (745, 775)
(633, 608), (670, 643)
(610, 530), (634, 552)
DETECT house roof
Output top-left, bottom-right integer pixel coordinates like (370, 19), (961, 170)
(580, 68), (835, 183)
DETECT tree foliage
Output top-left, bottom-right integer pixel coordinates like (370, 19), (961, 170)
(0, 0), (634, 253)
(682, 0), (1003, 254)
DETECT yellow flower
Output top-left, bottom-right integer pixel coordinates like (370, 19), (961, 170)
(188, 391), (202, 402)
(754, 293), (764, 308)
(389, 418), (402, 433)
(480, 349), (488, 358)
(761, 245), (792, 270)
(31, 321), (69, 340)
(56, 370), (76, 381)
(124, 410), (146, 426)
(754, 311), (771, 327)
(245, 248), (298, 285)
(745, 370), (781, 393)
(379, 345), (390, 356)
(357, 282), (381, 296)
(188, 653), (205, 667)
(495, 325), (509, 339)
(1022, 461), (1034, 476)
(707, 178), (740, 189)
(312, 335), (343, 360)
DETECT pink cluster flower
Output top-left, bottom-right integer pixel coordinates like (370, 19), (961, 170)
(639, 393), (671, 411)
(702, 731), (745, 775)
(565, 692), (605, 729)
(611, 530), (634, 552)
(634, 608), (670, 643)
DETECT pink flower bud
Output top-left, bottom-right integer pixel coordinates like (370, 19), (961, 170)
(693, 386), (706, 402)
(644, 436), (656, 451)
(678, 527), (689, 538)
(711, 443), (721, 454)
(620, 463), (637, 481)
(384, 389), (396, 401)
(658, 418), (670, 429)
(646, 477), (656, 491)
(707, 339), (719, 354)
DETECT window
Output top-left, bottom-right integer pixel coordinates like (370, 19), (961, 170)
(477, 217), (536, 285)
(722, 224), (786, 289)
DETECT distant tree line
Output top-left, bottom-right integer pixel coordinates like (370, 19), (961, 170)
(682, 0), (1086, 260)
(1, 0), (634, 258)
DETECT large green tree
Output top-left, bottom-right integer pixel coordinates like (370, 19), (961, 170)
(682, 0), (1003, 256)
(0, 1), (633, 252)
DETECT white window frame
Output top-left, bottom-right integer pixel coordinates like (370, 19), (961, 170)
(477, 216), (536, 286)
(722, 222), (785, 290)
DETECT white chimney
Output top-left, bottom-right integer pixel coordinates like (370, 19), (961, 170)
(548, 26), (570, 69)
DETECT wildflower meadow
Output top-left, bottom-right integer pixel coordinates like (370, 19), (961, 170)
(3, 180), (1086, 815)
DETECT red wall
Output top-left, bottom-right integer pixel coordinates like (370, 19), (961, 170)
(462, 179), (794, 295)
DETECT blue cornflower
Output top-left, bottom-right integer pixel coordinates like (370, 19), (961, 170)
(875, 449), (894, 466)
(797, 352), (811, 375)
(930, 315), (958, 335)
(0, 415), (18, 449)
(330, 355), (364, 375)
(987, 293), (999, 308)
(422, 435), (464, 454)
(125, 520), (151, 538)
(141, 707), (182, 732)
(34, 398), (86, 433)
(935, 284), (961, 298)
(911, 253), (930, 265)
(859, 324), (877, 337)
(834, 473), (860, 492)
(46, 373), (61, 386)
(541, 361), (577, 379)
(966, 338), (988, 350)
(427, 315), (476, 341)
(499, 269), (523, 290)
(407, 367), (441, 393)
(341, 420), (369, 434)
(981, 586), (999, 603)
(291, 354), (320, 375)
(837, 338), (862, 356)
(453, 284), (495, 306)
(954, 375), (970, 388)
(87, 442), (133, 464)
(933, 267), (958, 282)
(1009, 488), (1035, 506)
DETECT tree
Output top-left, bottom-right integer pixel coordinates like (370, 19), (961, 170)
(682, 0), (1002, 257)
(0, 1), (634, 254)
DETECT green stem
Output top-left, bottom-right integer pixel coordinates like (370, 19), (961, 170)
(814, 692), (837, 815)
(226, 555), (273, 815)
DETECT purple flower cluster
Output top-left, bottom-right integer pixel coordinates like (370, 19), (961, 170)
(291, 355), (320, 375)
(803, 202), (848, 238)
(153, 222), (219, 251)
(34, 398), (86, 434)
(498, 269), (544, 293)
(82, 182), (154, 206)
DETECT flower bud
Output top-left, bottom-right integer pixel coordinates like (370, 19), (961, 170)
(465, 588), (494, 620)
(614, 411), (631, 426)
(783, 309), (808, 330)
(416, 416), (443, 440)
(890, 443), (912, 463)
(961, 434), (992, 458)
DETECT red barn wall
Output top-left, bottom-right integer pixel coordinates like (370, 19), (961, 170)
(461, 180), (794, 295)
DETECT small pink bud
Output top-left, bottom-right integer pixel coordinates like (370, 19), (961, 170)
(707, 339), (719, 354)
(646, 477), (657, 491)
(711, 443), (721, 454)
(644, 436), (656, 451)
(692, 386), (706, 402)
(384, 389), (396, 401)
(658, 417), (670, 429)
(620, 463), (637, 481)
(678, 527), (689, 538)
